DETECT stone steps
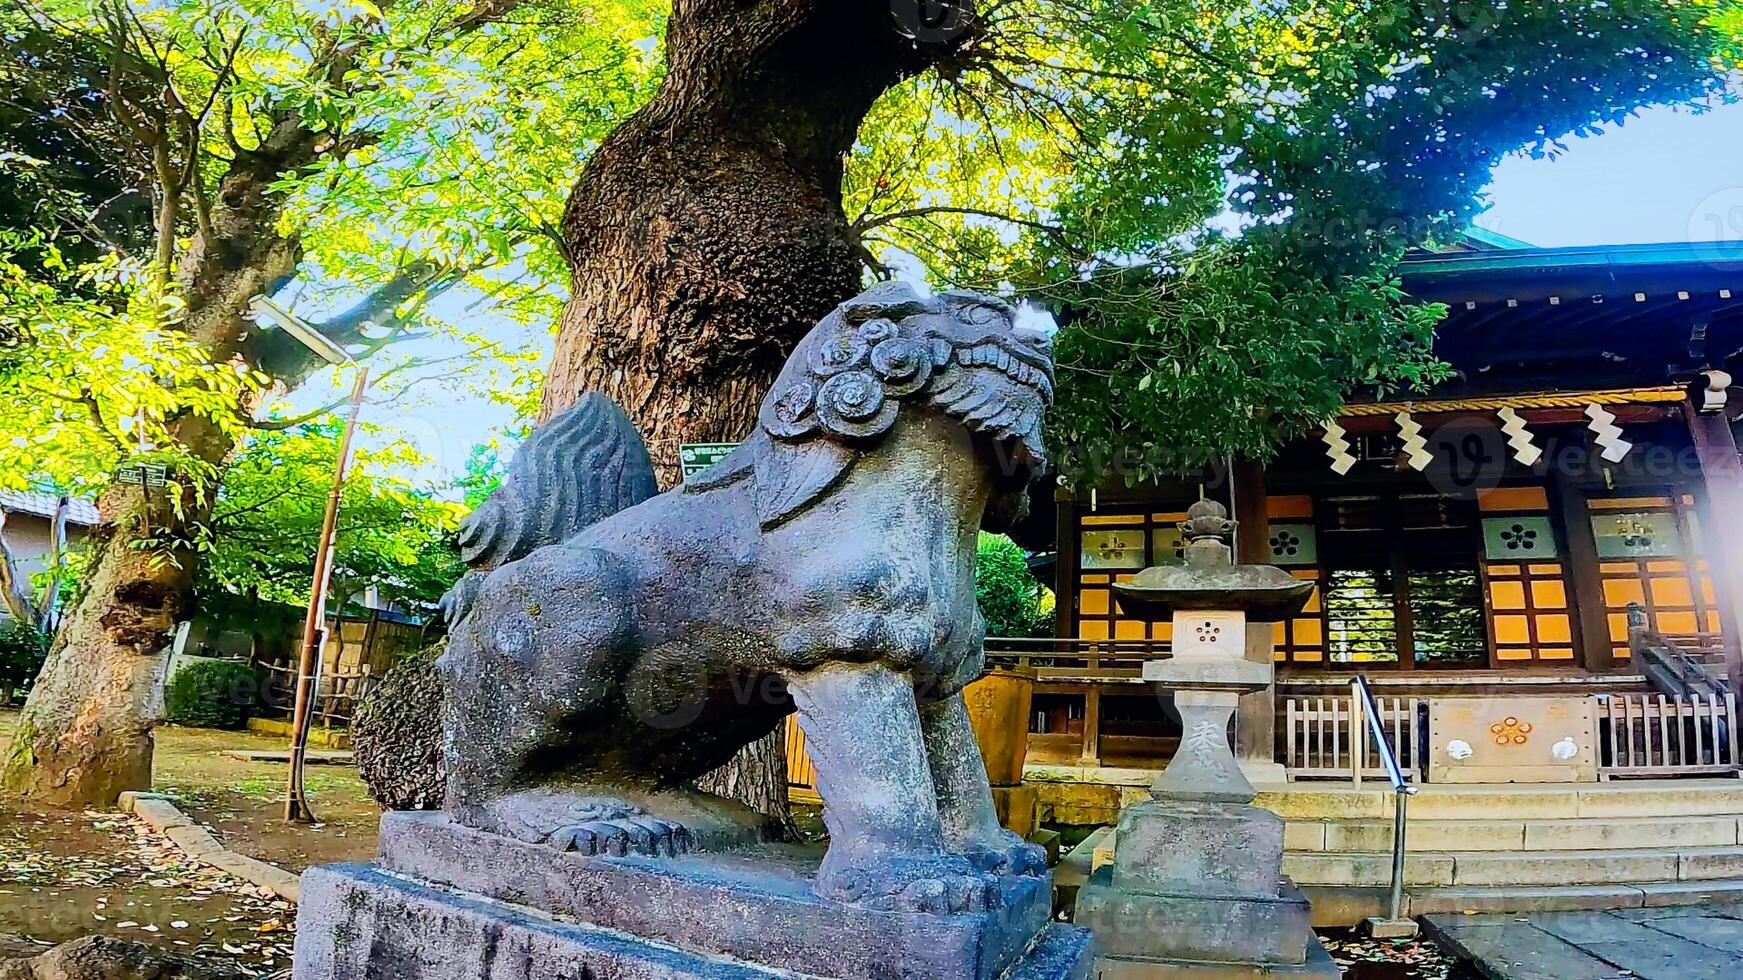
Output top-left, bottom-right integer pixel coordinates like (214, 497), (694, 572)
(1409, 878), (1743, 915)
(1286, 815), (1743, 853)
(1285, 845), (1743, 888)
(1266, 779), (1743, 921)
(1301, 878), (1743, 924)
(1046, 776), (1743, 922)
(1255, 778), (1743, 821)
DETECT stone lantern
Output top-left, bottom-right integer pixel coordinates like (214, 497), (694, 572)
(1074, 499), (1336, 978)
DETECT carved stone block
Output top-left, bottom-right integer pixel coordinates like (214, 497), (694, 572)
(1074, 867), (1317, 967)
(1112, 800), (1285, 900)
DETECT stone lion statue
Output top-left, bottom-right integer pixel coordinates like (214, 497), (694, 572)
(440, 282), (1052, 913)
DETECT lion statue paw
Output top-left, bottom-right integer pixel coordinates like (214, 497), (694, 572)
(466, 790), (691, 857)
(956, 830), (1048, 879)
(550, 817), (691, 857)
(818, 853), (1003, 914)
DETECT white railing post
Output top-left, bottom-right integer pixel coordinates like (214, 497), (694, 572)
(1350, 683), (1365, 788)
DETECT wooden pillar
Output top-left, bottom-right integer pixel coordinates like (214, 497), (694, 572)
(1553, 473), (1615, 673)
(1232, 457), (1270, 565)
(1054, 484), (1079, 640)
(1079, 687), (1102, 766)
(1683, 395), (1743, 697)
(1231, 457), (1283, 779)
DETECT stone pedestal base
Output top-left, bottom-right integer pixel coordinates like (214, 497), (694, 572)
(1074, 797), (1331, 979)
(1237, 761), (1289, 786)
(1077, 868), (1329, 970)
(292, 812), (1093, 980)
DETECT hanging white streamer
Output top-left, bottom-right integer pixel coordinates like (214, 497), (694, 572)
(1497, 407), (1543, 467)
(1397, 412), (1432, 471)
(1322, 420), (1355, 475)
(1585, 403), (1632, 463)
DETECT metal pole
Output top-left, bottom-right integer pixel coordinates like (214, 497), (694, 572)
(1389, 785), (1409, 921)
(286, 366), (368, 822)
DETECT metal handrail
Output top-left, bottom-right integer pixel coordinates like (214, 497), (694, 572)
(1352, 674), (1418, 925)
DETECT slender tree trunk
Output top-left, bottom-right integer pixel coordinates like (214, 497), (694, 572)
(1, 416), (234, 804)
(2, 134), (310, 806)
(544, 0), (978, 827)
(1, 7), (514, 809)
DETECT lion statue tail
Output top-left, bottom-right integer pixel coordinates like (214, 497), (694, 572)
(438, 392), (657, 626)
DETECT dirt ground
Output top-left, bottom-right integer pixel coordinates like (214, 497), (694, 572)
(1, 708), (384, 976)
(1, 709), (1477, 978)
(145, 723), (381, 872)
(0, 802), (297, 976)
(2, 708), (382, 873)
(1321, 929), (1479, 980)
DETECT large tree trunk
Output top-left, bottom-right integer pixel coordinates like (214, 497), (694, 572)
(543, 1), (978, 828)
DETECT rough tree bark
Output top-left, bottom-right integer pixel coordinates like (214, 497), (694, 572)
(543, 0), (980, 826)
(1, 416), (243, 806)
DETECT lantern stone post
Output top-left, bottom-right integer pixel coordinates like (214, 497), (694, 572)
(1074, 500), (1337, 978)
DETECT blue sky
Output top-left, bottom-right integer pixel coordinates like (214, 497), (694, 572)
(1477, 100), (1743, 248)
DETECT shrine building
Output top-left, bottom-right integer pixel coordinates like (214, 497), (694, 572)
(1010, 237), (1743, 781)
(788, 236), (1743, 917)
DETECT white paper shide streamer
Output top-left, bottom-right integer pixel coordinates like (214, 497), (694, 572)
(1322, 420), (1355, 475)
(1584, 403), (1633, 463)
(1496, 407), (1543, 467)
(1396, 411), (1432, 471)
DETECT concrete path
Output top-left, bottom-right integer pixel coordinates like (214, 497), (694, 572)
(1424, 902), (1743, 980)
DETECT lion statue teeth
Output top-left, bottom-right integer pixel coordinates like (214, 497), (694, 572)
(439, 282), (1053, 912)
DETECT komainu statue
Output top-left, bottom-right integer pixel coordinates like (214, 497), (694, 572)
(441, 282), (1052, 913)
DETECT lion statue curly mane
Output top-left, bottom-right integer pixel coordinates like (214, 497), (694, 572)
(440, 281), (1054, 912)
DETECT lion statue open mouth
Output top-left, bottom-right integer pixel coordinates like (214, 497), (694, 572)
(439, 282), (1053, 912)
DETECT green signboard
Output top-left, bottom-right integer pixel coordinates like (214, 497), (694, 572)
(115, 462), (170, 489)
(679, 442), (739, 481)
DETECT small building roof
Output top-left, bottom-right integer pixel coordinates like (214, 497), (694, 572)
(0, 490), (100, 527)
(1442, 226), (1537, 252)
(1397, 240), (1743, 395)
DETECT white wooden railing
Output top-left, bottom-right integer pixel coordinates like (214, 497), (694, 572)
(1284, 691), (1740, 782)
(1283, 695), (1421, 782)
(1597, 692), (1740, 779)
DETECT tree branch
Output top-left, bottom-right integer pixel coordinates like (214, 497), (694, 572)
(442, 0), (526, 38)
(853, 205), (1084, 259)
(208, 482), (306, 525)
(318, 261), (451, 345)
(0, 509), (43, 626)
(247, 260), (456, 382)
